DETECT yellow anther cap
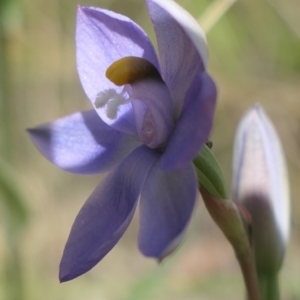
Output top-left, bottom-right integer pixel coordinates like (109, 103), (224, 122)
(106, 56), (161, 86)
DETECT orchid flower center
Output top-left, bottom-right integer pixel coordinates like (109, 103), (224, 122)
(94, 56), (170, 149)
(94, 57), (161, 121)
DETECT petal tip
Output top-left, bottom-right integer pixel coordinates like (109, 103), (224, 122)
(59, 259), (82, 283)
(249, 102), (263, 115)
(77, 5), (87, 17)
(26, 126), (47, 142)
(59, 265), (72, 283)
(77, 5), (89, 13)
(26, 127), (34, 136)
(138, 245), (163, 260)
(77, 5), (98, 20)
(139, 235), (182, 262)
(147, 0), (208, 67)
(59, 270), (75, 283)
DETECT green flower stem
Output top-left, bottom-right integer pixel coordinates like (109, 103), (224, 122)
(257, 272), (280, 300)
(200, 188), (262, 300)
(239, 255), (263, 300)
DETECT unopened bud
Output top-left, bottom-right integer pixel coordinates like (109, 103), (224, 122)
(232, 104), (290, 274)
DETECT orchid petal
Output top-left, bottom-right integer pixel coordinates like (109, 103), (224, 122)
(130, 79), (173, 148)
(232, 104), (290, 271)
(28, 110), (141, 174)
(138, 161), (197, 259)
(59, 146), (158, 282)
(76, 6), (159, 134)
(146, 0), (208, 115)
(160, 72), (217, 171)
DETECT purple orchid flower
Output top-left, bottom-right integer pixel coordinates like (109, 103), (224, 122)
(28, 0), (217, 282)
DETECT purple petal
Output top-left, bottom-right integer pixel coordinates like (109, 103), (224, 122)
(130, 79), (173, 148)
(59, 146), (159, 282)
(28, 110), (141, 174)
(138, 161), (197, 259)
(146, 0), (208, 115)
(160, 72), (217, 171)
(76, 6), (159, 134)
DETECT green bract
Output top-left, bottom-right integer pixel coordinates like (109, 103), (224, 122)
(193, 144), (227, 199)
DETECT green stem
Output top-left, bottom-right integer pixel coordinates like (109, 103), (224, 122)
(238, 253), (262, 300)
(257, 272), (280, 300)
(200, 188), (262, 300)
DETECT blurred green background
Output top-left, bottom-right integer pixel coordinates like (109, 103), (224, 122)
(0, 0), (299, 299)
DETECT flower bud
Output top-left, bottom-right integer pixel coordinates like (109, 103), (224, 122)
(232, 104), (290, 274)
